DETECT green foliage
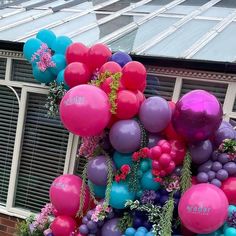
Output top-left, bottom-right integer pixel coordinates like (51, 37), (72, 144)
(117, 212), (133, 233)
(180, 152), (192, 194)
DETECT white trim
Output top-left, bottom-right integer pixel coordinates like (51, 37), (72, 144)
(68, 136), (80, 174)
(63, 133), (75, 174)
(172, 77), (182, 102)
(5, 58), (12, 82)
(223, 82), (236, 121)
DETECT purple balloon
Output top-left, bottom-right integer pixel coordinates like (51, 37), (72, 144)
(87, 221), (98, 231)
(82, 216), (89, 224)
(189, 140), (212, 164)
(86, 210), (94, 220)
(139, 96), (171, 133)
(101, 218), (122, 236)
(172, 90), (223, 143)
(211, 150), (219, 161)
(87, 156), (112, 186)
(207, 171), (216, 181)
(214, 121), (235, 146)
(174, 166), (182, 176)
(147, 133), (163, 148)
(218, 153), (229, 164)
(216, 169), (228, 181)
(197, 172), (209, 183)
(198, 160), (213, 172)
(211, 161), (222, 172)
(79, 224), (89, 234)
(109, 120), (141, 153)
(211, 178), (222, 187)
(110, 51), (132, 67)
(224, 162), (236, 175)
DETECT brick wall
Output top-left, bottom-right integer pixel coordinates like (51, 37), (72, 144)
(0, 213), (18, 236)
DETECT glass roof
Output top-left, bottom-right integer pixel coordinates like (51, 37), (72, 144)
(0, 0), (236, 62)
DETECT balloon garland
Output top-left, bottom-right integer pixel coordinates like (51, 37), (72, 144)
(16, 29), (236, 236)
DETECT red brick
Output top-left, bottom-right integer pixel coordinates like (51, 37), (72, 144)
(0, 232), (12, 236)
(0, 225), (7, 232)
(9, 216), (17, 222)
(0, 218), (16, 228)
(7, 226), (15, 234)
(0, 214), (9, 220)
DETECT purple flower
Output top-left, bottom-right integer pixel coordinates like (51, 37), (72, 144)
(141, 190), (156, 204)
(29, 223), (35, 233)
(227, 211), (236, 228)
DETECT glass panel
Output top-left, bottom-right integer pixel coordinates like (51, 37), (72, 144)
(129, 0), (173, 13)
(0, 58), (6, 80)
(73, 15), (142, 44)
(108, 16), (178, 52)
(145, 19), (217, 58)
(71, 0), (108, 10)
(192, 22), (236, 62)
(99, 0), (140, 12)
(166, 0), (209, 15)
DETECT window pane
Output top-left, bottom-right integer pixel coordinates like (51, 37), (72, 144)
(180, 80), (228, 104)
(108, 16), (178, 52)
(0, 85), (20, 205)
(145, 19), (217, 57)
(0, 58), (6, 80)
(99, 0), (140, 12)
(192, 22), (236, 62)
(14, 93), (69, 212)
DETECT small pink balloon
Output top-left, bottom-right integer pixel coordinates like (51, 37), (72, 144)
(60, 85), (111, 136)
(50, 175), (90, 217)
(178, 183), (228, 234)
(173, 90), (223, 143)
(51, 215), (77, 236)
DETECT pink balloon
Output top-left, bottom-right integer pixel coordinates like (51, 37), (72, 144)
(50, 175), (90, 217)
(178, 183), (228, 234)
(60, 85), (111, 136)
(51, 215), (77, 236)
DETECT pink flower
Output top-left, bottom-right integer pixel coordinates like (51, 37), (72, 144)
(121, 164), (130, 174)
(91, 214), (99, 222)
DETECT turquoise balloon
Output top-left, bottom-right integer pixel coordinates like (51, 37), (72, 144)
(125, 227), (136, 236)
(134, 232), (145, 236)
(137, 227), (148, 233)
(141, 170), (160, 191)
(23, 38), (42, 61)
(136, 190), (143, 198)
(146, 233), (154, 236)
(197, 230), (222, 236)
(32, 66), (54, 84)
(140, 160), (150, 172)
(109, 181), (135, 209)
(89, 182), (106, 198)
(113, 152), (133, 169)
(52, 36), (72, 55)
(223, 223), (229, 232)
(225, 227), (236, 236)
(50, 54), (66, 76)
(228, 205), (236, 216)
(36, 29), (56, 48)
(56, 70), (69, 90)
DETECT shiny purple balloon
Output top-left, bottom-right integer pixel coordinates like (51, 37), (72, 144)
(224, 162), (236, 175)
(148, 133), (164, 148)
(101, 218), (122, 236)
(87, 156), (114, 186)
(189, 139), (212, 164)
(216, 169), (228, 181)
(198, 160), (213, 172)
(139, 96), (171, 133)
(172, 90), (223, 143)
(109, 120), (141, 153)
(197, 172), (209, 183)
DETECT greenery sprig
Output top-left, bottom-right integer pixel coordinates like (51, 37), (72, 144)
(45, 82), (67, 117)
(180, 152), (192, 194)
(117, 212), (133, 233)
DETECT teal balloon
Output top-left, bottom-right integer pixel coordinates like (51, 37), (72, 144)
(140, 159), (150, 172)
(228, 205), (236, 216)
(225, 227), (236, 236)
(136, 190), (143, 199)
(134, 232), (145, 236)
(125, 227), (136, 236)
(146, 233), (154, 236)
(52, 36), (72, 55)
(113, 152), (133, 169)
(36, 29), (56, 48)
(223, 223), (229, 232)
(197, 230), (222, 236)
(109, 181), (135, 209)
(137, 227), (148, 233)
(50, 54), (66, 76)
(137, 170), (143, 178)
(89, 182), (106, 198)
(32, 66), (54, 83)
(141, 170), (160, 191)
(56, 70), (69, 90)
(23, 38), (42, 61)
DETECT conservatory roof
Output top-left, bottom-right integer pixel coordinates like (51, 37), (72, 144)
(1, 0), (236, 63)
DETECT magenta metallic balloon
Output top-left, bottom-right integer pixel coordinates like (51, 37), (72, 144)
(173, 90), (223, 143)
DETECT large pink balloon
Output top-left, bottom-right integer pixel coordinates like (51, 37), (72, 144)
(60, 85), (111, 136)
(51, 215), (77, 236)
(173, 90), (223, 143)
(178, 183), (228, 234)
(50, 175), (90, 217)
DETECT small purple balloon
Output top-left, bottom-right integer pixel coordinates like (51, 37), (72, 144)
(207, 171), (216, 181)
(82, 216), (89, 224)
(189, 140), (212, 164)
(211, 178), (222, 187)
(87, 221), (98, 231)
(217, 153), (229, 164)
(211, 161), (222, 172)
(79, 224), (89, 234)
(211, 150), (219, 161)
(216, 169), (228, 181)
(87, 155), (113, 186)
(173, 90), (223, 143)
(139, 96), (171, 133)
(198, 160), (213, 172)
(86, 210), (94, 220)
(101, 218), (122, 236)
(109, 120), (141, 153)
(148, 133), (163, 148)
(110, 51), (132, 67)
(223, 162), (236, 175)
(197, 172), (209, 183)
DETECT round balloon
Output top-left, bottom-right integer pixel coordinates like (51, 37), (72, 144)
(110, 51), (132, 67)
(141, 170), (160, 191)
(178, 183), (228, 234)
(148, 133), (164, 148)
(88, 181), (106, 198)
(32, 66), (54, 84)
(51, 215), (77, 236)
(109, 181), (135, 209)
(109, 120), (141, 153)
(221, 177), (236, 205)
(56, 69), (69, 90)
(101, 218), (122, 236)
(100, 76), (124, 95)
(50, 54), (66, 76)
(36, 29), (56, 48)
(23, 38), (42, 61)
(99, 61), (122, 74)
(50, 174), (90, 217)
(113, 152), (133, 169)
(173, 90), (223, 143)
(60, 85), (111, 136)
(66, 42), (89, 64)
(139, 96), (171, 133)
(52, 36), (72, 55)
